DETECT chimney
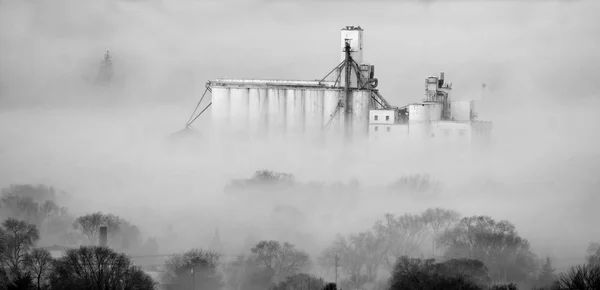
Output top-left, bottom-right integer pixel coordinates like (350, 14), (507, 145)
(99, 226), (108, 247)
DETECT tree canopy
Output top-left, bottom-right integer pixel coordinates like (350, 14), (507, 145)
(0, 185), (72, 246)
(251, 240), (310, 284)
(49, 246), (154, 290)
(388, 256), (481, 290)
(438, 215), (537, 284)
(587, 242), (600, 266)
(162, 248), (223, 290)
(374, 213), (427, 270)
(72, 212), (143, 253)
(0, 218), (40, 276)
(271, 273), (326, 290)
(24, 248), (53, 290)
(556, 264), (600, 290)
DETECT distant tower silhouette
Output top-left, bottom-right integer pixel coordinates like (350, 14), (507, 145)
(97, 50), (113, 84)
(209, 228), (224, 254)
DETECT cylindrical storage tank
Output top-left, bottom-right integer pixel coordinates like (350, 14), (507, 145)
(304, 89), (324, 136)
(408, 104), (430, 140)
(408, 104), (430, 122)
(267, 88), (282, 137)
(428, 102), (443, 121)
(230, 88), (249, 133)
(297, 90), (306, 135)
(248, 88), (261, 136)
(278, 89), (287, 135)
(210, 87), (230, 133)
(351, 90), (371, 139)
(259, 88), (269, 137)
(286, 89), (304, 136)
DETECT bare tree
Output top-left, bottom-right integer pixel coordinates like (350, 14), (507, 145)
(72, 212), (120, 244)
(388, 173), (440, 194)
(0, 218), (40, 276)
(0, 195), (43, 226)
(163, 249), (222, 290)
(0, 267), (8, 290)
(271, 273), (326, 290)
(421, 208), (460, 257)
(321, 234), (364, 287)
(1, 185), (57, 203)
(438, 215), (537, 284)
(320, 231), (385, 289)
(556, 264), (600, 290)
(374, 213), (427, 270)
(251, 240), (309, 284)
(24, 248), (53, 290)
(49, 246), (154, 290)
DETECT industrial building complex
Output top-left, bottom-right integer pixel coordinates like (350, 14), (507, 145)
(185, 26), (492, 149)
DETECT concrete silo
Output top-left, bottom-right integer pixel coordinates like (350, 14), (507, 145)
(187, 26), (391, 142)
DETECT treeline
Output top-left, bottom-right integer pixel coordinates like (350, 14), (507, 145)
(223, 170), (600, 290)
(0, 184), (160, 289)
(0, 184), (159, 254)
(2, 179), (600, 290)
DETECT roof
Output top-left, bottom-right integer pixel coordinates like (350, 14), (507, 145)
(208, 79), (340, 89)
(342, 25), (363, 31)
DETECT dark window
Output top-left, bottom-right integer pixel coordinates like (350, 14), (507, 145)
(374, 115), (378, 121)
(386, 127), (391, 132)
(374, 126), (378, 132)
(385, 116), (390, 121)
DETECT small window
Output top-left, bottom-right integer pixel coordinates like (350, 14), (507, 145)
(385, 116), (390, 121)
(459, 129), (466, 137)
(374, 115), (378, 121)
(386, 127), (391, 132)
(374, 126), (378, 132)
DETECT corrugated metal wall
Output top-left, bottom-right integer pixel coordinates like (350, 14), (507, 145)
(211, 86), (373, 139)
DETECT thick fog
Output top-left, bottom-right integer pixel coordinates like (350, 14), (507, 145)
(1, 0), (599, 274)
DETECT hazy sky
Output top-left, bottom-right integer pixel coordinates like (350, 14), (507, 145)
(1, 0), (599, 273)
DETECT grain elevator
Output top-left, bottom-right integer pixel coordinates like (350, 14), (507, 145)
(199, 26), (389, 141)
(184, 26), (491, 147)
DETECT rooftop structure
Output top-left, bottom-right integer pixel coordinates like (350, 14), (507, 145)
(369, 72), (492, 150)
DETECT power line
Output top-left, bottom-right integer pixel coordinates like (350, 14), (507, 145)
(130, 253), (243, 258)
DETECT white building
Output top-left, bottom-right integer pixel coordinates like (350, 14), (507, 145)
(369, 73), (492, 150)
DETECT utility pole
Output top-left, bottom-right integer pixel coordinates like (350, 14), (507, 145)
(191, 257), (199, 290)
(334, 254), (340, 286)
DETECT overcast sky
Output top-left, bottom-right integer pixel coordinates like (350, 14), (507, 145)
(1, 0), (599, 271)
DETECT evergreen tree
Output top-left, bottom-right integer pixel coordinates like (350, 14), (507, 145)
(97, 50), (113, 84)
(537, 257), (556, 287)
